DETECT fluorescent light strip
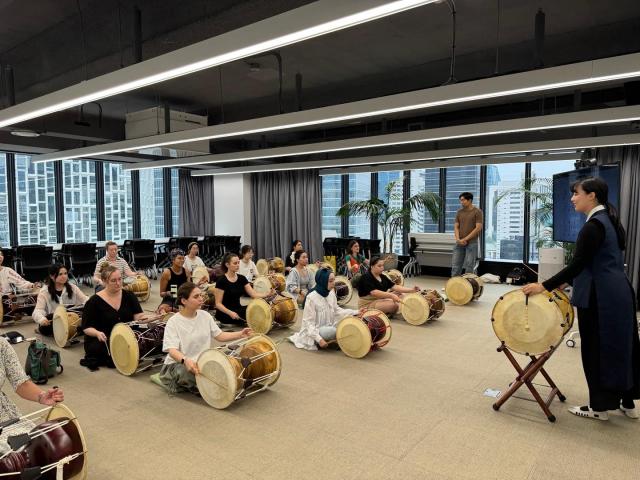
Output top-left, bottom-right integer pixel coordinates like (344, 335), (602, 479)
(32, 52), (640, 163)
(190, 133), (640, 176)
(319, 152), (580, 175)
(0, 0), (435, 129)
(122, 105), (640, 170)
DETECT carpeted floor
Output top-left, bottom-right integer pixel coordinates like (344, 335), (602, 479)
(3, 276), (639, 479)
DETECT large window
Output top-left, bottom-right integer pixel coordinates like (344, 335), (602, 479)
(0, 155), (9, 247)
(445, 166), (481, 232)
(15, 154), (57, 245)
(321, 175), (342, 239)
(410, 168), (440, 233)
(484, 163), (525, 261)
(528, 160), (576, 262)
(104, 162), (134, 241)
(63, 160), (97, 242)
(171, 169), (180, 235)
(139, 168), (165, 239)
(348, 173), (371, 239)
(377, 170), (404, 254)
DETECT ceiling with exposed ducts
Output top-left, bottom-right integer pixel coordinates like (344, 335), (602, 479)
(2, 0), (640, 171)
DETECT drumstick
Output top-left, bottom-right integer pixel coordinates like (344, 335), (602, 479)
(197, 371), (229, 390)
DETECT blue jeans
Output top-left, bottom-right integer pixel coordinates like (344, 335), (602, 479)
(451, 241), (478, 277)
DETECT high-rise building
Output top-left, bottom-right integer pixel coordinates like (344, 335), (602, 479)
(139, 168), (165, 239)
(377, 171), (403, 253)
(171, 169), (180, 235)
(0, 155), (9, 246)
(104, 162), (134, 241)
(348, 173), (371, 239)
(321, 174), (342, 239)
(410, 168), (440, 233)
(63, 160), (98, 242)
(15, 154), (57, 245)
(445, 166), (481, 232)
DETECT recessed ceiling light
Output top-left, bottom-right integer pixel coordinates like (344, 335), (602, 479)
(10, 129), (41, 138)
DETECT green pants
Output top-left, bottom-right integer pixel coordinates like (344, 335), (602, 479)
(159, 363), (199, 395)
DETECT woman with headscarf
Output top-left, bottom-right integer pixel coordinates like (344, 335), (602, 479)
(158, 248), (191, 314)
(288, 268), (362, 350)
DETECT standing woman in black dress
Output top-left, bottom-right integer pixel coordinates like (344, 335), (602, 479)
(523, 177), (639, 421)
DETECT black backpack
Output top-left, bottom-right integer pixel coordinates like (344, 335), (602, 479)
(506, 267), (527, 286)
(25, 341), (63, 385)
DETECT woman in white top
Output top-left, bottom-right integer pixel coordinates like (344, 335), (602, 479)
(184, 242), (206, 274)
(159, 282), (253, 394)
(289, 268), (361, 350)
(0, 250), (35, 294)
(238, 245), (258, 283)
(33, 264), (88, 336)
(285, 250), (316, 306)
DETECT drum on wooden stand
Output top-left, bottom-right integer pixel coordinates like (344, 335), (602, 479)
(191, 266), (210, 286)
(268, 257), (285, 274)
(256, 259), (269, 277)
(0, 403), (87, 479)
(246, 294), (297, 334)
(122, 275), (151, 302)
(491, 289), (575, 356)
(334, 276), (353, 306)
(445, 273), (484, 305)
(196, 335), (281, 409)
(336, 309), (392, 359)
(400, 289), (446, 325)
(109, 314), (173, 376)
(52, 305), (83, 348)
(383, 269), (404, 286)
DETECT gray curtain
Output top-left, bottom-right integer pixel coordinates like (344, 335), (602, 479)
(597, 146), (640, 295)
(250, 170), (323, 261)
(178, 169), (215, 236)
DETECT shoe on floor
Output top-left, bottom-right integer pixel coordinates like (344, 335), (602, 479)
(620, 404), (639, 419)
(569, 405), (609, 421)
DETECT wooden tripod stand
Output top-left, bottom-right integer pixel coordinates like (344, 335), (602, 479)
(492, 343), (566, 422)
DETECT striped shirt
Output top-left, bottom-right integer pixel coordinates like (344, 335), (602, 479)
(94, 255), (133, 278)
(0, 267), (34, 294)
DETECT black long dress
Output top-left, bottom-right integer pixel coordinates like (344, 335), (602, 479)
(543, 210), (639, 411)
(81, 290), (143, 368)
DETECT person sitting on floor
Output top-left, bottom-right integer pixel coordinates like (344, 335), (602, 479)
(159, 282), (253, 394)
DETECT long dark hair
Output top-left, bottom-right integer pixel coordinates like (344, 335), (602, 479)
(571, 176), (626, 249)
(291, 239), (302, 252)
(347, 239), (360, 256)
(47, 264), (73, 303)
(221, 252), (239, 273)
(294, 249), (307, 265)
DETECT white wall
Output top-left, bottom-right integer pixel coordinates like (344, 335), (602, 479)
(214, 174), (251, 244)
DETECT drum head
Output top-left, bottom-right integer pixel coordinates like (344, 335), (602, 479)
(308, 264), (318, 276)
(243, 335), (282, 386)
(269, 257), (285, 273)
(336, 316), (370, 359)
(384, 269), (404, 286)
(110, 323), (139, 376)
(246, 299), (273, 334)
(46, 403), (88, 480)
(53, 306), (71, 348)
(334, 276), (353, 306)
(191, 266), (210, 285)
(445, 276), (474, 305)
(253, 276), (272, 295)
(400, 292), (430, 326)
(256, 259), (269, 277)
(196, 348), (239, 409)
(0, 297), (4, 324)
(492, 290), (566, 356)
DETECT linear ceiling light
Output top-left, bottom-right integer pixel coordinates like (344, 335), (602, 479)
(31, 52), (640, 164)
(0, 0), (435, 129)
(190, 133), (640, 176)
(121, 105), (640, 170)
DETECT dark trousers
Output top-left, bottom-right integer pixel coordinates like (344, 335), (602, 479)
(38, 323), (54, 336)
(577, 291), (640, 411)
(215, 305), (247, 326)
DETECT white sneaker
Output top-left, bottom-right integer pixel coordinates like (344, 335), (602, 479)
(568, 405), (609, 421)
(620, 404), (639, 419)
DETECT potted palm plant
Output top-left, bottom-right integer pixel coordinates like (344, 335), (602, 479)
(336, 178), (441, 269)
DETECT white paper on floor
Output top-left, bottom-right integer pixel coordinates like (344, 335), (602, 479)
(483, 388), (502, 398)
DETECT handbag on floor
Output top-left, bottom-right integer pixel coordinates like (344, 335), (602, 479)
(25, 340), (63, 385)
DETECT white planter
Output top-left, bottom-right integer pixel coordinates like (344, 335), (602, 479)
(538, 247), (565, 283)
